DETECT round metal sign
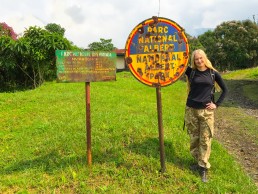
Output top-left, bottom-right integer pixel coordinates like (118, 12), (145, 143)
(125, 16), (189, 87)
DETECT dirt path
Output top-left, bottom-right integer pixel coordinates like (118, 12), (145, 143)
(215, 80), (258, 187)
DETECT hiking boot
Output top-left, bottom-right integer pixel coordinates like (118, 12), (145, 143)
(200, 167), (208, 183)
(190, 164), (200, 172)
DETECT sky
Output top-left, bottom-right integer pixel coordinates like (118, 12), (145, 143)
(1, 0), (257, 49)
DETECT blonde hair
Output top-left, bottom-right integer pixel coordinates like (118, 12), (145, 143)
(187, 49), (221, 93)
(190, 49), (217, 71)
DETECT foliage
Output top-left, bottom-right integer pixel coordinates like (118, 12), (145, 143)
(198, 30), (219, 67)
(0, 72), (257, 193)
(198, 20), (258, 71)
(45, 23), (65, 36)
(0, 22), (18, 40)
(0, 23), (18, 89)
(0, 36), (17, 90)
(186, 33), (205, 58)
(0, 24), (73, 91)
(19, 26), (72, 87)
(88, 38), (115, 51)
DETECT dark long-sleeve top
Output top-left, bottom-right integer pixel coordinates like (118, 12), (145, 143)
(185, 66), (228, 109)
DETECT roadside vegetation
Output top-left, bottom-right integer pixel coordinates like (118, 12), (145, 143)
(0, 71), (257, 193)
(219, 67), (258, 138)
(215, 67), (258, 186)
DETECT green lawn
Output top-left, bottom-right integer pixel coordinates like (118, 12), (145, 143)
(0, 72), (257, 193)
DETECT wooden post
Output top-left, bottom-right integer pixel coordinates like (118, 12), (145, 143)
(156, 86), (166, 172)
(85, 82), (92, 165)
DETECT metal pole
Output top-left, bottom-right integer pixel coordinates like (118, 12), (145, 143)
(156, 86), (166, 172)
(86, 82), (92, 165)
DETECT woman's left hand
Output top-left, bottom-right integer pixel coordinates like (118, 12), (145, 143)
(206, 102), (217, 110)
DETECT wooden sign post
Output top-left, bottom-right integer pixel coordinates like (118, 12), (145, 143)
(56, 50), (116, 165)
(125, 16), (189, 172)
(85, 82), (91, 165)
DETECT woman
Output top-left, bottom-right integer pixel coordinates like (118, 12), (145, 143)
(184, 49), (228, 182)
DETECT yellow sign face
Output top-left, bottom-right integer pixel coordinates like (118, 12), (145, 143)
(125, 16), (189, 87)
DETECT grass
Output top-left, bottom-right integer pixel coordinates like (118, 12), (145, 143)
(216, 105), (258, 144)
(219, 66), (258, 141)
(223, 67), (258, 105)
(222, 66), (258, 80)
(0, 71), (257, 193)
(243, 84), (258, 105)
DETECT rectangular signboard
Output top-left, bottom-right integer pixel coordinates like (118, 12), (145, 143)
(56, 50), (116, 82)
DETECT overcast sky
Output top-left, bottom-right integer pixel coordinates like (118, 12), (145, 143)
(1, 0), (257, 49)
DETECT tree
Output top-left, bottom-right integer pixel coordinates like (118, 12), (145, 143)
(198, 30), (223, 69)
(186, 33), (205, 58)
(0, 36), (17, 90)
(0, 23), (18, 90)
(88, 38), (114, 51)
(0, 24), (73, 91)
(45, 23), (65, 36)
(199, 20), (258, 71)
(0, 22), (18, 40)
(18, 26), (73, 88)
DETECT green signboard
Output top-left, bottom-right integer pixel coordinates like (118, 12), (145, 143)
(56, 50), (117, 82)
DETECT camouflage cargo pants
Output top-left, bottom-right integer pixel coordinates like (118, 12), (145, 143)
(185, 106), (214, 169)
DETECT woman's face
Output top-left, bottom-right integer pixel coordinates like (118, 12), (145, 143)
(194, 52), (206, 70)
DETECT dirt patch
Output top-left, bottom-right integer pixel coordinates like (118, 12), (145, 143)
(215, 80), (258, 187)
